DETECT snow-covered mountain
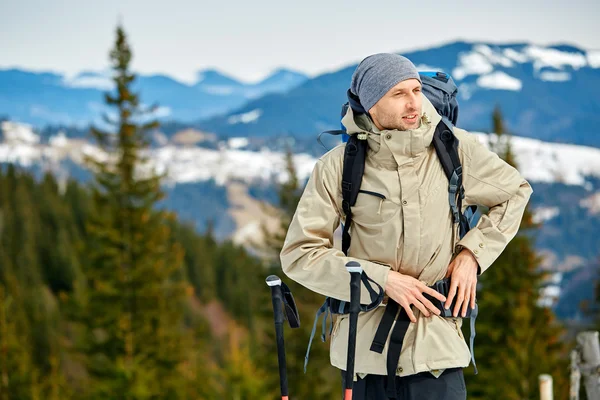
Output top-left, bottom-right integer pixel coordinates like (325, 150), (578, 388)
(200, 41), (600, 148)
(0, 67), (308, 127)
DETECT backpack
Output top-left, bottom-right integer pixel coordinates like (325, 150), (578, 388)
(304, 71), (481, 375)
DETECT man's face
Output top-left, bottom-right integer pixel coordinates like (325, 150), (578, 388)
(368, 78), (423, 131)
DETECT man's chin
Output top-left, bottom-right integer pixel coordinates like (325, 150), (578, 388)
(395, 123), (420, 131)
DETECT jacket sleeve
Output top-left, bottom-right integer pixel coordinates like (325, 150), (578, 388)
(457, 134), (534, 274)
(280, 157), (390, 303)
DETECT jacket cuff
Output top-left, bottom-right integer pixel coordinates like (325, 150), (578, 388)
(456, 227), (489, 275)
(361, 261), (391, 298)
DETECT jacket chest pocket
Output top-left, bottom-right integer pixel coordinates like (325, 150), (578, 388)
(350, 190), (401, 228)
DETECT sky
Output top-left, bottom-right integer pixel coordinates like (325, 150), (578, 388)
(1, 0), (599, 84)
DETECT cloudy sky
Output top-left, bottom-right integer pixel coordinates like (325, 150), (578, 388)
(1, 0), (599, 83)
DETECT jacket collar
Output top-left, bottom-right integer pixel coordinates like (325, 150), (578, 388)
(341, 94), (442, 169)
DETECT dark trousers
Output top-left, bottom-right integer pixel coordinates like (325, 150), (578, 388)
(341, 368), (467, 400)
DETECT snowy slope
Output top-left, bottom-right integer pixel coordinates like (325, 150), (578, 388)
(3, 121), (600, 188)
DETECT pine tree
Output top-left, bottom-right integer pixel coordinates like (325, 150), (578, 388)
(464, 107), (569, 399)
(81, 24), (188, 399)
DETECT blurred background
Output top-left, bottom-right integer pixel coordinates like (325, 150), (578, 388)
(1, 0), (600, 399)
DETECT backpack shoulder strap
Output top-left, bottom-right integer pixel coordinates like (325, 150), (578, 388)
(432, 119), (473, 239)
(341, 134), (368, 255)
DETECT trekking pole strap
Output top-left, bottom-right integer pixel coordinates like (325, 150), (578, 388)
(281, 281), (300, 329)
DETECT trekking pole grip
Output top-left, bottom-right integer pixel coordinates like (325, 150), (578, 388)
(345, 261), (363, 400)
(266, 275), (289, 399)
(346, 262), (363, 313)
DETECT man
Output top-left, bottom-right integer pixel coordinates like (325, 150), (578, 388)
(280, 53), (532, 399)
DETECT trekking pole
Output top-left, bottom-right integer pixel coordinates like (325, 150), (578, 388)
(266, 275), (300, 400)
(344, 261), (363, 400)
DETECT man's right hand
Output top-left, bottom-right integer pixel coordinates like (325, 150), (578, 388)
(385, 271), (446, 323)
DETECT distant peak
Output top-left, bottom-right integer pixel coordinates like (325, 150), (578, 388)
(195, 69), (242, 86)
(257, 68), (308, 86)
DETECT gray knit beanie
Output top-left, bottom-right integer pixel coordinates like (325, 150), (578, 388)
(350, 53), (421, 112)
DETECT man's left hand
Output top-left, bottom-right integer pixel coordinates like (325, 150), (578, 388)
(444, 249), (479, 317)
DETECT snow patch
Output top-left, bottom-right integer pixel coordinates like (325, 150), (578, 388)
(503, 48), (528, 63)
(452, 45), (515, 80)
(525, 46), (587, 71)
(476, 71), (522, 91)
(227, 109), (262, 124)
(1, 121), (40, 144)
(532, 207), (560, 223)
(232, 221), (261, 246)
(539, 71), (571, 82)
(151, 146), (315, 186)
(473, 44), (514, 67)
(537, 285), (561, 308)
(228, 137), (249, 149)
(587, 51), (600, 68)
(580, 193), (600, 215)
(49, 132), (69, 147)
(452, 51), (494, 80)
(474, 132), (600, 186)
(151, 106), (172, 118)
(416, 64), (445, 73)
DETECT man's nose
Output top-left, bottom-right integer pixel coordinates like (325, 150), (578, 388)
(406, 93), (417, 109)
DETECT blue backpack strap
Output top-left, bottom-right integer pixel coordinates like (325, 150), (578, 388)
(469, 304), (479, 375)
(304, 298), (330, 373)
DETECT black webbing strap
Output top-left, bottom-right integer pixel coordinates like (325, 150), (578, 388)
(341, 134), (367, 256)
(385, 307), (411, 399)
(370, 300), (399, 354)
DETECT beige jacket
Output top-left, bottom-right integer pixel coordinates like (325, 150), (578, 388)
(280, 94), (533, 377)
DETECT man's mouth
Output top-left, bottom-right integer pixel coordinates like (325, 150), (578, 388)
(403, 114), (418, 123)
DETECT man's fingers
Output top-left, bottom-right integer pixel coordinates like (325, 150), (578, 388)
(419, 285), (445, 302)
(401, 301), (417, 323)
(410, 297), (431, 318)
(415, 293), (441, 316)
(461, 291), (470, 317)
(444, 280), (458, 310)
(470, 283), (477, 310)
(453, 285), (465, 317)
(421, 285), (447, 303)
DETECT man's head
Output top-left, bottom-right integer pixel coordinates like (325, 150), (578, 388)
(350, 53), (423, 131)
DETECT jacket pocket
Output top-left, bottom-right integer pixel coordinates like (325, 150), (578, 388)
(351, 190), (400, 228)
